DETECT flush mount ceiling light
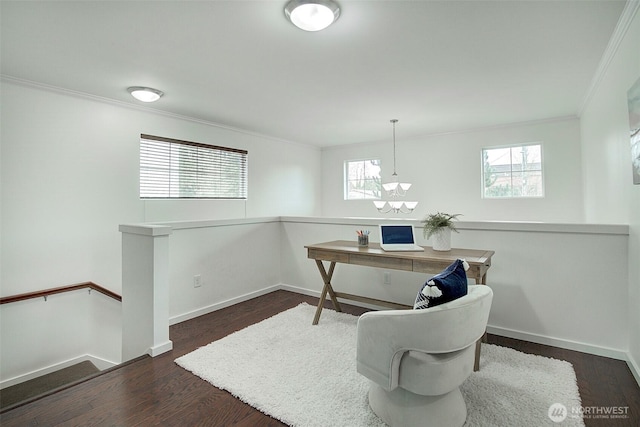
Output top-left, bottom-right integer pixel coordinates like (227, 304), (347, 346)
(127, 86), (164, 103)
(284, 0), (340, 32)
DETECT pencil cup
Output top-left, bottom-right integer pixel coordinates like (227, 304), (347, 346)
(358, 235), (369, 247)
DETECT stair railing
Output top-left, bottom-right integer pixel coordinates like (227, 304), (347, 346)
(0, 282), (121, 304)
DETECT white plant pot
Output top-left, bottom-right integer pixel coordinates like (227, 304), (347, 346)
(432, 228), (451, 251)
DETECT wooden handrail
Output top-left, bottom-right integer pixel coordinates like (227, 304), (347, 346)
(0, 282), (122, 304)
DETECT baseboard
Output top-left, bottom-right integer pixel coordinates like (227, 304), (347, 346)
(486, 325), (627, 361)
(278, 283), (395, 311)
(86, 354), (119, 371)
(169, 284), (281, 325)
(627, 352), (640, 387)
(148, 340), (173, 357)
(280, 283), (633, 365)
(170, 284), (639, 388)
(170, 283), (395, 327)
(0, 354), (118, 390)
(279, 283), (320, 298)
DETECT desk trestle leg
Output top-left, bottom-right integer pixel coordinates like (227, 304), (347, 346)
(312, 260), (342, 325)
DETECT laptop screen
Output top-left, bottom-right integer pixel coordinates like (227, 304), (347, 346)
(380, 225), (415, 244)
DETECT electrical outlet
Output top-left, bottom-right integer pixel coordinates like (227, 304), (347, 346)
(383, 271), (391, 285)
(194, 274), (202, 288)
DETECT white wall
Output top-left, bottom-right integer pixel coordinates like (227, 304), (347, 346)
(321, 118), (584, 222)
(281, 217), (629, 358)
(0, 80), (321, 297)
(0, 290), (121, 388)
(0, 80), (321, 384)
(580, 3), (640, 380)
(114, 215), (629, 365)
(164, 219), (282, 323)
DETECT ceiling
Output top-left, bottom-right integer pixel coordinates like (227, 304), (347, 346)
(0, 1), (627, 147)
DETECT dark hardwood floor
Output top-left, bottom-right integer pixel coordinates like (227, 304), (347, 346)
(1, 290), (638, 426)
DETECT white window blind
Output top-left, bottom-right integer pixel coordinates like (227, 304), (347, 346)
(140, 134), (248, 199)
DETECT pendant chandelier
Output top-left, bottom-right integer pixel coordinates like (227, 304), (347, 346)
(373, 119), (418, 214)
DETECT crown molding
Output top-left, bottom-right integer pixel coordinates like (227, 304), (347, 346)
(322, 115), (579, 151)
(0, 74), (320, 151)
(578, 0), (640, 115)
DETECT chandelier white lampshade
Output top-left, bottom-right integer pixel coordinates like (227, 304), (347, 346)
(374, 200), (418, 214)
(382, 181), (412, 196)
(127, 86), (164, 103)
(374, 119), (418, 214)
(284, 0), (340, 32)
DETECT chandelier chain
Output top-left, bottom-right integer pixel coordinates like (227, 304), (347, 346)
(391, 119), (398, 177)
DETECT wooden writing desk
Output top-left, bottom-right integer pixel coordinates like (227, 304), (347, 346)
(305, 240), (494, 370)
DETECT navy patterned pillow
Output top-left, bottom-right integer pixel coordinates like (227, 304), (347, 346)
(414, 259), (469, 309)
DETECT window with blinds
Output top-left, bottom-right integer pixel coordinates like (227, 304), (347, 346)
(140, 134), (248, 199)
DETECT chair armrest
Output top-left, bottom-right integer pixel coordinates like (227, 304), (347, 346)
(356, 285), (492, 391)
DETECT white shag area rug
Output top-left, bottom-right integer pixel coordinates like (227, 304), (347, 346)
(175, 303), (584, 427)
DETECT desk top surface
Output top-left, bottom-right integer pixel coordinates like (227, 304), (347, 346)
(305, 240), (494, 265)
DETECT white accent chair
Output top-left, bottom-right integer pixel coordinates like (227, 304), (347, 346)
(356, 285), (493, 427)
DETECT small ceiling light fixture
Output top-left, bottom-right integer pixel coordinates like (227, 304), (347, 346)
(374, 119), (418, 214)
(127, 86), (164, 103)
(284, 0), (340, 32)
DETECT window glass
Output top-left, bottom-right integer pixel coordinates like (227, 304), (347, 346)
(344, 159), (381, 200)
(482, 144), (543, 198)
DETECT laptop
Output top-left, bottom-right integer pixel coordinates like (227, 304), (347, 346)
(379, 224), (424, 252)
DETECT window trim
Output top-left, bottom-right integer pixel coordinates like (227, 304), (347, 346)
(140, 134), (248, 200)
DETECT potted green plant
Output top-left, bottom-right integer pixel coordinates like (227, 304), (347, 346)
(422, 212), (461, 251)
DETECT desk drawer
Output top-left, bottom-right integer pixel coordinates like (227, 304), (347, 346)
(413, 259), (451, 274)
(350, 254), (412, 271)
(307, 248), (349, 263)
